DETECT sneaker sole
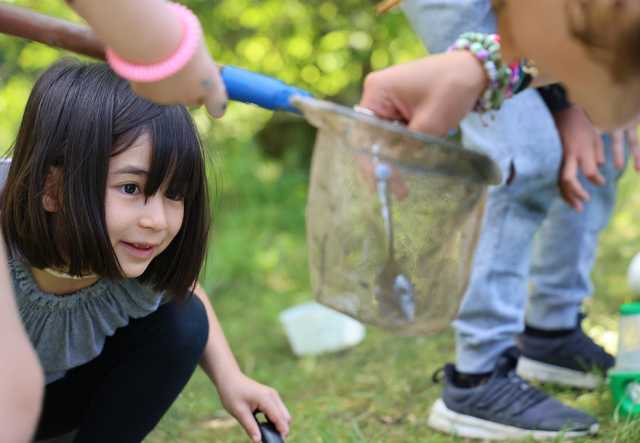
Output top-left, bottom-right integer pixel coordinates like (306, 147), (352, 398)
(427, 399), (598, 441)
(517, 356), (602, 389)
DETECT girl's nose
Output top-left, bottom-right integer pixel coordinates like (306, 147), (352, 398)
(138, 195), (168, 230)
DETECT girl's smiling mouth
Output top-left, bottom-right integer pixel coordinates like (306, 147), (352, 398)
(121, 241), (157, 259)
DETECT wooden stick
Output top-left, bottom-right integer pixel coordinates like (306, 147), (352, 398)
(376, 0), (402, 14)
(0, 2), (105, 60)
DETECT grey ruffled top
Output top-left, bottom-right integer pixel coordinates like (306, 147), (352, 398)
(10, 258), (164, 383)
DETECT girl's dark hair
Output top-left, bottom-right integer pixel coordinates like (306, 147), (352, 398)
(1, 59), (211, 300)
(567, 0), (640, 82)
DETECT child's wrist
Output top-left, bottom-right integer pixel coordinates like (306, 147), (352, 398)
(449, 32), (536, 113)
(455, 50), (491, 95)
(105, 2), (203, 83)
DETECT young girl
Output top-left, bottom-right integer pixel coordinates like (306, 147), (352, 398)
(1, 59), (290, 443)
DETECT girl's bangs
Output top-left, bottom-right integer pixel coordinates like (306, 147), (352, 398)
(145, 107), (203, 200)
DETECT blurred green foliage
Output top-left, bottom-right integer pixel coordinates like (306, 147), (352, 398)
(0, 0), (425, 153)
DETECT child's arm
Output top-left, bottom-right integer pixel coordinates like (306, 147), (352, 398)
(551, 104), (605, 212)
(547, 83), (640, 211)
(359, 48), (559, 137)
(67, 0), (227, 118)
(360, 51), (488, 136)
(192, 284), (291, 443)
(0, 237), (44, 443)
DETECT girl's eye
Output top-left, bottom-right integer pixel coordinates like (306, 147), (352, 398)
(121, 183), (140, 195)
(165, 189), (184, 201)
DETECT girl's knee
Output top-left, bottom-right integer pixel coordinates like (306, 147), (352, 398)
(158, 296), (209, 362)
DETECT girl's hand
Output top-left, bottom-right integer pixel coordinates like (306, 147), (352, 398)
(130, 40), (228, 118)
(216, 372), (291, 442)
(359, 51), (488, 137)
(610, 118), (640, 172)
(553, 105), (605, 212)
(67, 0), (229, 118)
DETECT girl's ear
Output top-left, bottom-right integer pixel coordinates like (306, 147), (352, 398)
(42, 167), (62, 213)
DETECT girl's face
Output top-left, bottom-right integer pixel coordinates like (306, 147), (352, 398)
(105, 134), (184, 278)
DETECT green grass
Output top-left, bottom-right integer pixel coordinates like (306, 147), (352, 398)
(147, 138), (640, 442)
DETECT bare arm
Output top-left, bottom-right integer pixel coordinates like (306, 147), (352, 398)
(0, 238), (44, 443)
(193, 283), (242, 382)
(67, 0), (227, 117)
(193, 284), (291, 442)
(68, 0), (181, 64)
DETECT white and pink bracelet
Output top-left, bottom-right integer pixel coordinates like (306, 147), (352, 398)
(105, 2), (202, 83)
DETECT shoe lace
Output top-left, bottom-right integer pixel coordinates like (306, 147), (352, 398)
(477, 370), (549, 416)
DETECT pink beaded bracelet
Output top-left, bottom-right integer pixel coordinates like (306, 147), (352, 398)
(106, 2), (202, 83)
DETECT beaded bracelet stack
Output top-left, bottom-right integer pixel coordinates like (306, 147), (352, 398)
(449, 32), (536, 113)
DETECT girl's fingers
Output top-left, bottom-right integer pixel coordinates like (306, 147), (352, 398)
(626, 127), (640, 171)
(560, 155), (577, 192)
(360, 74), (408, 123)
(594, 132), (605, 166)
(611, 130), (626, 169)
(580, 166), (604, 187)
(204, 89), (227, 118)
(560, 179), (585, 212)
(567, 180), (588, 211)
(261, 395), (290, 437)
(633, 148), (640, 172)
(560, 157), (588, 211)
(267, 389), (291, 424)
(275, 393), (292, 425)
(579, 151), (605, 186)
(359, 94), (407, 123)
(234, 407), (262, 443)
(628, 126), (639, 152)
(571, 182), (589, 212)
(408, 99), (463, 137)
(203, 64), (228, 118)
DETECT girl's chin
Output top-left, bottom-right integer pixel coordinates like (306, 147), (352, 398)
(123, 270), (145, 278)
(118, 261), (152, 278)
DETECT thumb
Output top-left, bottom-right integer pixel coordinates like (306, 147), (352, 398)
(204, 64), (229, 118)
(360, 74), (408, 123)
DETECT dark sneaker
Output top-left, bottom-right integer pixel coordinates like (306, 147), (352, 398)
(517, 315), (615, 389)
(427, 347), (599, 440)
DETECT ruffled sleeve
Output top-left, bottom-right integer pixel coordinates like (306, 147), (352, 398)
(10, 259), (164, 383)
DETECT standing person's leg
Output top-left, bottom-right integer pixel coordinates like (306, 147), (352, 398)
(453, 178), (545, 373)
(35, 295), (209, 443)
(452, 95), (561, 373)
(519, 136), (620, 388)
(429, 100), (598, 440)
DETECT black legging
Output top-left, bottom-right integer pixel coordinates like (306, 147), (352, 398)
(35, 294), (209, 443)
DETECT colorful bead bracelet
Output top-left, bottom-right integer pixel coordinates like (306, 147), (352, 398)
(449, 32), (535, 113)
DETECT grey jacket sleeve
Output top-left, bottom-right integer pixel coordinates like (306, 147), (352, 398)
(401, 0), (496, 54)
